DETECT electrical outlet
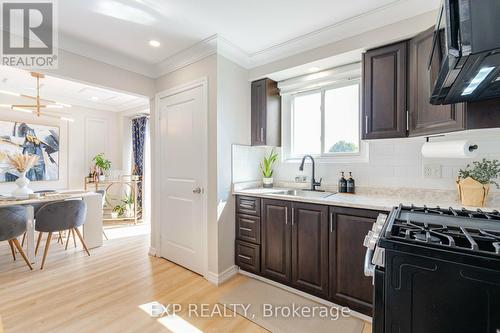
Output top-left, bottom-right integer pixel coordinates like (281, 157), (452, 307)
(423, 164), (442, 179)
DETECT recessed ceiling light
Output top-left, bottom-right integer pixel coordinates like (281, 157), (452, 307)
(149, 40), (160, 48)
(309, 67), (320, 72)
(91, 96), (99, 101)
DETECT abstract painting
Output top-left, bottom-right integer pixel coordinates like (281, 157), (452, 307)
(0, 121), (59, 182)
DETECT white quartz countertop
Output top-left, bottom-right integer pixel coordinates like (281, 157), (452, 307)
(233, 187), (500, 212)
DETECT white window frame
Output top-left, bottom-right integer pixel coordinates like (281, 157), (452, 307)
(281, 77), (368, 163)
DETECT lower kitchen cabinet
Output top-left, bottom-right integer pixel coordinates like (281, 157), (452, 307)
(235, 195), (383, 317)
(329, 206), (380, 316)
(261, 199), (292, 284)
(291, 202), (329, 298)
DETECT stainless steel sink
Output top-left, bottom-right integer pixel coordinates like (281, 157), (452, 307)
(269, 189), (335, 199)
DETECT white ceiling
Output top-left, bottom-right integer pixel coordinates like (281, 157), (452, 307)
(56, 0), (441, 77)
(0, 66), (149, 112)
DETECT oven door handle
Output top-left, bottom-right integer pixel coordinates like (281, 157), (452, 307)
(364, 247), (375, 279)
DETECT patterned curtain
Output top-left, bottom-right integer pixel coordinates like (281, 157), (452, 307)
(132, 116), (148, 212)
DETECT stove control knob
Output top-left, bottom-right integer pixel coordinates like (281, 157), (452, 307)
(376, 214), (387, 224)
(363, 234), (377, 250)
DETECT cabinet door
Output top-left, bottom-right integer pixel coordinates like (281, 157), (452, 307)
(409, 27), (465, 136)
(261, 199), (292, 284)
(251, 79), (266, 146)
(363, 41), (408, 139)
(291, 202), (329, 298)
(329, 206), (380, 316)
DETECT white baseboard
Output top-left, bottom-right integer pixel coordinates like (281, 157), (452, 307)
(205, 265), (239, 286)
(148, 247), (157, 257)
(238, 269), (372, 323)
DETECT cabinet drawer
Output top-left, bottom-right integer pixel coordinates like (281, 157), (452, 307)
(235, 240), (260, 274)
(236, 214), (261, 244)
(236, 196), (261, 216)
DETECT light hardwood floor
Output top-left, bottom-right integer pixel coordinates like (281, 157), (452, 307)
(0, 234), (372, 333)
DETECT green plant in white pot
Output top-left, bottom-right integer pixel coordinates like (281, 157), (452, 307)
(260, 149), (278, 188)
(93, 153), (111, 181)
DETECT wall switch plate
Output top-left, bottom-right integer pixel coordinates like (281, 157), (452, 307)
(423, 164), (442, 179)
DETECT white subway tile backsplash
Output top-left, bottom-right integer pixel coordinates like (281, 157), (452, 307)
(232, 130), (500, 192)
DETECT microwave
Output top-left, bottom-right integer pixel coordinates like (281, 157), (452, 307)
(429, 0), (500, 105)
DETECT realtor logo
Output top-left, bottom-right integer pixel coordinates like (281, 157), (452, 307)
(1, 0), (58, 68)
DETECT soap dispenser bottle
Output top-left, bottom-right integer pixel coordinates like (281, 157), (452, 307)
(338, 172), (347, 193)
(347, 172), (355, 194)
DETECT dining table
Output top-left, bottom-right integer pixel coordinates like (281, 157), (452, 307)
(0, 190), (103, 263)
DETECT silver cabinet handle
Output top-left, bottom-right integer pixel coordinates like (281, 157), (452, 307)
(330, 212), (334, 233)
(239, 227), (252, 232)
(192, 187), (202, 194)
(238, 254), (252, 260)
(365, 115), (369, 134)
(260, 127), (264, 142)
(291, 207), (295, 226)
(285, 207), (288, 225)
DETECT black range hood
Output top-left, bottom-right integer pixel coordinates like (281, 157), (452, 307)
(429, 0), (500, 105)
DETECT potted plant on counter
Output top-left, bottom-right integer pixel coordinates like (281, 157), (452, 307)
(457, 158), (500, 207)
(259, 149), (278, 188)
(93, 153), (111, 182)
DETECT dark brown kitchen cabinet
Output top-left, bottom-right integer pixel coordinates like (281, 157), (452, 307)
(261, 199), (291, 284)
(408, 27), (465, 136)
(362, 41), (408, 139)
(291, 202), (329, 298)
(251, 78), (281, 146)
(329, 206), (380, 316)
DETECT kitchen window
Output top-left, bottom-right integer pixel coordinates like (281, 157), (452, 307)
(283, 80), (364, 161)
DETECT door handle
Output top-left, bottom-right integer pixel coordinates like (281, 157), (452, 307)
(192, 187), (203, 194)
(260, 127), (264, 142)
(329, 212), (334, 232)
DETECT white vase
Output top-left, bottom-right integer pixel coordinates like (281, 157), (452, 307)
(263, 177), (273, 188)
(12, 171), (34, 198)
(98, 175), (106, 182)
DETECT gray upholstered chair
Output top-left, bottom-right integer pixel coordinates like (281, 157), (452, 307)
(0, 206), (33, 270)
(35, 200), (89, 269)
(95, 190), (108, 240)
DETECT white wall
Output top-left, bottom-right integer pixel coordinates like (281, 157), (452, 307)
(0, 104), (123, 194)
(216, 55), (250, 272)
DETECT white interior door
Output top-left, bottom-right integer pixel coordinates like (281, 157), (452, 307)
(159, 82), (206, 276)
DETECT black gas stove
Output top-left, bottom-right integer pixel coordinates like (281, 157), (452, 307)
(365, 205), (500, 333)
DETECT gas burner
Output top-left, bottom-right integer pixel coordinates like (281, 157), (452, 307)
(414, 233), (441, 243)
(385, 205), (500, 257)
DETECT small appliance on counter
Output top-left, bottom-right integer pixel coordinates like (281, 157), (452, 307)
(364, 205), (500, 333)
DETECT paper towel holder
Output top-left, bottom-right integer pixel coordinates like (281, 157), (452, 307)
(424, 135), (478, 152)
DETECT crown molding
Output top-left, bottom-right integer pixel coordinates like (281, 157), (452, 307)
(58, 33), (156, 78)
(153, 35), (218, 77)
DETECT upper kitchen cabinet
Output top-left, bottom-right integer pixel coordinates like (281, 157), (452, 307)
(251, 78), (281, 146)
(362, 41), (408, 139)
(408, 27), (465, 136)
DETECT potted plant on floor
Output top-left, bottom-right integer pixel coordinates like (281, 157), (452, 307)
(93, 153), (111, 182)
(259, 149), (278, 188)
(457, 158), (500, 207)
